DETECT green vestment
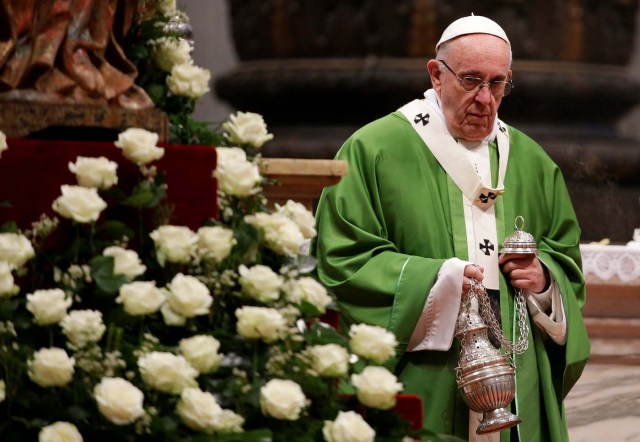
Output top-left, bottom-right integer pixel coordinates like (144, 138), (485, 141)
(313, 111), (590, 441)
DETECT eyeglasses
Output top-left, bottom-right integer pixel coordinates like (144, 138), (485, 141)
(438, 59), (513, 97)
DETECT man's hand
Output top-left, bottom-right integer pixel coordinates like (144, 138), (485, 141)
(463, 264), (484, 294)
(498, 253), (548, 293)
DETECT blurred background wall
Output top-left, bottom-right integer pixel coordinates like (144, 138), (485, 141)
(185, 0), (237, 122)
(185, 0), (640, 243)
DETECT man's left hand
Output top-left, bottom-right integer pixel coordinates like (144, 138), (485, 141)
(498, 253), (548, 293)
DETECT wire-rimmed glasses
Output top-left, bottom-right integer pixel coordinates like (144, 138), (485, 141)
(438, 59), (514, 97)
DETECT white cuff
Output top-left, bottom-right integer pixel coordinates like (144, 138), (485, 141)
(407, 257), (469, 351)
(526, 277), (567, 345)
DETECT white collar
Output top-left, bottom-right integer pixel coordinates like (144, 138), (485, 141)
(397, 97), (509, 207)
(423, 89), (500, 142)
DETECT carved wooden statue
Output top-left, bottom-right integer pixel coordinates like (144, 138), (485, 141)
(0, 0), (152, 109)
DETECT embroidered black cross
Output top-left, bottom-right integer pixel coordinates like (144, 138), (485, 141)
(479, 192), (497, 203)
(498, 123), (507, 134)
(414, 113), (430, 126)
(479, 239), (494, 256)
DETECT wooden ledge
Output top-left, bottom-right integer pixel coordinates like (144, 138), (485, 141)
(259, 158), (348, 211)
(0, 101), (168, 141)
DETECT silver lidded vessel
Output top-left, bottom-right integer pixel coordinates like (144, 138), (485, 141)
(455, 215), (534, 434)
(455, 290), (520, 434)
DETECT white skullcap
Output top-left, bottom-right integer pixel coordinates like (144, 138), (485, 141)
(435, 15), (510, 51)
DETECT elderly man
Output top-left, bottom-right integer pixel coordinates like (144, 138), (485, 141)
(313, 15), (590, 441)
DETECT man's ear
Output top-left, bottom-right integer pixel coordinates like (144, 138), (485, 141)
(427, 59), (442, 92)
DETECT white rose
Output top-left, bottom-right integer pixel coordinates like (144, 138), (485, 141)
(150, 225), (198, 265)
(166, 273), (212, 318)
(167, 63), (211, 99)
(217, 146), (247, 163)
(214, 409), (245, 433)
(0, 379), (5, 403)
(26, 288), (72, 325)
(179, 335), (222, 374)
(308, 344), (349, 378)
(350, 366), (403, 410)
(349, 324), (398, 364)
(259, 379), (307, 420)
(94, 377), (145, 425)
(244, 212), (305, 256)
(152, 37), (192, 72)
(323, 411), (375, 442)
(39, 421), (83, 442)
(235, 306), (287, 343)
(160, 302), (187, 326)
(238, 264), (283, 303)
(60, 310), (106, 349)
(213, 147), (262, 197)
(138, 351), (198, 394)
(116, 281), (165, 316)
(114, 128), (164, 165)
(0, 130), (7, 158)
(68, 156), (118, 189)
(176, 387), (222, 434)
(0, 261), (18, 298)
(223, 111), (274, 149)
(28, 347), (75, 387)
(283, 277), (332, 314)
(197, 226), (236, 262)
(52, 185), (107, 223)
(178, 389), (245, 433)
(0, 232), (35, 268)
(103, 246), (146, 280)
(276, 200), (316, 239)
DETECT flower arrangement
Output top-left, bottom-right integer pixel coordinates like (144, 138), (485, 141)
(125, 0), (219, 145)
(0, 111), (441, 441)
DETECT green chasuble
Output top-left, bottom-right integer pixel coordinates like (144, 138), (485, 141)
(313, 111), (590, 441)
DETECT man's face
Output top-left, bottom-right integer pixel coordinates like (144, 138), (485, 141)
(428, 34), (512, 141)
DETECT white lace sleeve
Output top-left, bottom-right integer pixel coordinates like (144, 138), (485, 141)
(407, 257), (470, 351)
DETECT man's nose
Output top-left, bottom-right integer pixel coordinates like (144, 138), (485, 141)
(475, 84), (492, 105)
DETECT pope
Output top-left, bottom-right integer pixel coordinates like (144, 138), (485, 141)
(313, 15), (590, 442)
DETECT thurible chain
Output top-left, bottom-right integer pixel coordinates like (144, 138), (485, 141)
(470, 279), (529, 358)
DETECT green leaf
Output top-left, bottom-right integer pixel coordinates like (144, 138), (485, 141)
(99, 186), (128, 201)
(297, 300), (323, 317)
(90, 255), (128, 295)
(304, 322), (348, 347)
(0, 221), (18, 233)
(150, 415), (179, 435)
(147, 82), (168, 106)
(0, 298), (21, 320)
(350, 357), (367, 374)
(233, 221), (260, 258)
(67, 405), (91, 422)
(205, 429), (273, 442)
(126, 43), (149, 63)
(98, 220), (135, 242)
(121, 182), (166, 209)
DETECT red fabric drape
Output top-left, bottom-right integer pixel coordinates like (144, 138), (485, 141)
(0, 138), (217, 229)
(394, 394), (423, 431)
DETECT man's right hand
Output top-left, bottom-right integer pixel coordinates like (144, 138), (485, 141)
(463, 264), (484, 294)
